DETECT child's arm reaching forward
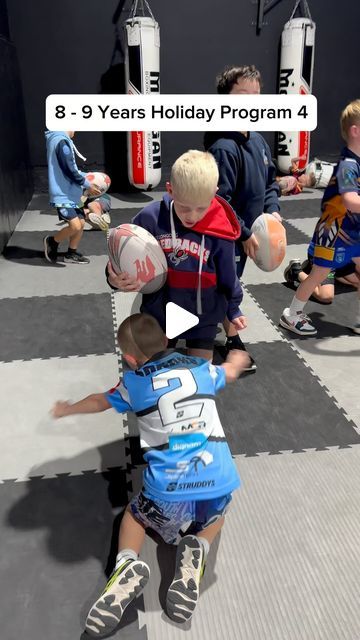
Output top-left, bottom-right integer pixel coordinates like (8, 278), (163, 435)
(221, 349), (251, 383)
(52, 394), (111, 418)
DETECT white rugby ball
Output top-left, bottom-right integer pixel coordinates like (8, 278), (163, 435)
(251, 213), (287, 272)
(84, 172), (111, 196)
(107, 223), (168, 294)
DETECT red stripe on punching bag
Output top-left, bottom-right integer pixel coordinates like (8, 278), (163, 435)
(131, 131), (145, 185)
(298, 85), (309, 170)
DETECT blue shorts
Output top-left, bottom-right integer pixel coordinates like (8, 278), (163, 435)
(130, 490), (232, 544)
(57, 206), (85, 222)
(311, 212), (360, 269)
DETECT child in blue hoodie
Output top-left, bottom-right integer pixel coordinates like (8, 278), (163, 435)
(44, 130), (98, 264)
(107, 150), (246, 362)
(204, 65), (281, 370)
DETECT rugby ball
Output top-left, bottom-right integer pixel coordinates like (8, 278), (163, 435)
(107, 224), (168, 294)
(84, 172), (111, 196)
(251, 213), (287, 272)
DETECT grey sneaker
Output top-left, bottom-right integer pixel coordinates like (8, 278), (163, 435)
(85, 559), (150, 637)
(279, 308), (317, 336)
(64, 251), (90, 264)
(166, 535), (205, 623)
(43, 235), (58, 263)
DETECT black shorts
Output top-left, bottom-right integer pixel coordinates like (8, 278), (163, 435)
(167, 336), (215, 351)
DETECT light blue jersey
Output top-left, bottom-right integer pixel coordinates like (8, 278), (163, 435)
(106, 351), (240, 502)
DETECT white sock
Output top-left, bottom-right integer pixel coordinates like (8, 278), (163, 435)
(115, 548), (138, 570)
(289, 296), (306, 316)
(197, 536), (210, 560)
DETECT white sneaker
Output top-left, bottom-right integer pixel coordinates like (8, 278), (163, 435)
(279, 308), (317, 336)
(88, 212), (110, 231)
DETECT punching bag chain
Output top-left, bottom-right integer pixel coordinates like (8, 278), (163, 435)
(130, 0), (155, 22)
(289, 0), (312, 21)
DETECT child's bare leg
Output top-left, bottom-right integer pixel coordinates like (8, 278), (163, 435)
(53, 217), (83, 246)
(295, 265), (332, 301)
(88, 201), (102, 216)
(336, 273), (359, 287)
(85, 505), (149, 637)
(196, 515), (225, 545)
(297, 271), (334, 303)
(117, 505), (146, 556)
(68, 218), (85, 250)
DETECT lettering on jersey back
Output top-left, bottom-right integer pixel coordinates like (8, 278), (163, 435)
(136, 355), (198, 377)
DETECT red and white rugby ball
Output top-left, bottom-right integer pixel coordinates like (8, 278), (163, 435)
(251, 213), (287, 272)
(107, 224), (168, 294)
(84, 172), (111, 196)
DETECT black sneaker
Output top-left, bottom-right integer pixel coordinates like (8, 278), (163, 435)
(284, 259), (302, 287)
(224, 337), (257, 373)
(43, 235), (58, 263)
(64, 251), (90, 264)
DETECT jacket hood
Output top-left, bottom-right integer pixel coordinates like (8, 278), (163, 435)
(192, 195), (240, 240)
(45, 130), (87, 161)
(204, 131), (249, 150)
(45, 130), (72, 144)
(162, 193), (240, 241)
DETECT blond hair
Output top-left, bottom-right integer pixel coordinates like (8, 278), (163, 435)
(170, 150), (219, 204)
(340, 99), (360, 141)
(117, 313), (166, 361)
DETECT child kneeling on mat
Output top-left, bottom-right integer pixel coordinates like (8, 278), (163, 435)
(276, 157), (316, 196)
(280, 99), (360, 336)
(107, 150), (247, 362)
(84, 192), (112, 231)
(52, 313), (249, 636)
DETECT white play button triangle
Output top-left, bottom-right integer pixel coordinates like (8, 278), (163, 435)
(165, 302), (199, 339)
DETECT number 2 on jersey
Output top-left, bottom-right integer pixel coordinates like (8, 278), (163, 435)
(152, 369), (203, 427)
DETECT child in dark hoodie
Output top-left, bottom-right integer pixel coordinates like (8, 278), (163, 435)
(44, 130), (99, 264)
(204, 65), (282, 369)
(107, 150), (247, 362)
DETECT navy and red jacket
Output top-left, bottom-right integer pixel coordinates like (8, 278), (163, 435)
(129, 194), (243, 334)
(204, 131), (280, 240)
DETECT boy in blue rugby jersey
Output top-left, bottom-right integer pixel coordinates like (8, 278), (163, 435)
(280, 99), (360, 336)
(52, 313), (249, 635)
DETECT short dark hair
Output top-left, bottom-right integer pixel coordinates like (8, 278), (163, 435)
(117, 313), (166, 360)
(216, 65), (262, 95)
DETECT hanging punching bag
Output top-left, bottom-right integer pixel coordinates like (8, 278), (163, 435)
(276, 0), (315, 173)
(124, 1), (161, 190)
